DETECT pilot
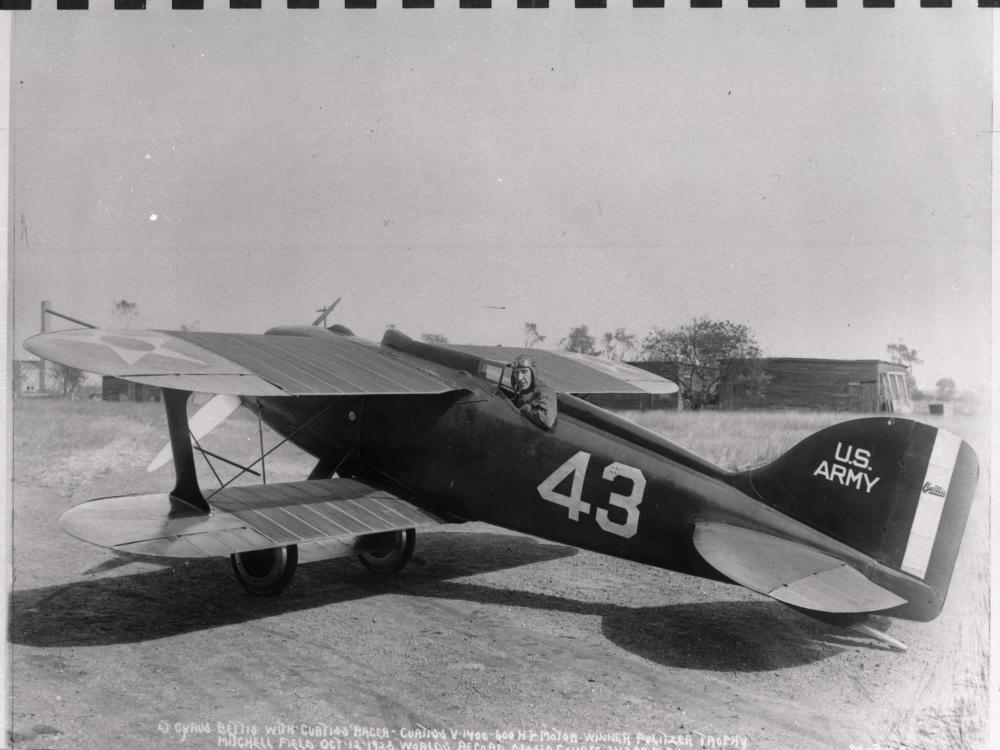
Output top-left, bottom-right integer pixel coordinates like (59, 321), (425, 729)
(507, 356), (556, 430)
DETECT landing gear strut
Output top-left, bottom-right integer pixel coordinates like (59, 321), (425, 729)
(358, 529), (416, 575)
(231, 545), (299, 595)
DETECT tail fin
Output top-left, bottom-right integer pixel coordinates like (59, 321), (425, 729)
(745, 417), (978, 619)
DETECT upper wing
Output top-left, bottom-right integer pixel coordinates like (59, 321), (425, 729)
(24, 328), (460, 396)
(25, 327), (677, 398)
(443, 344), (678, 395)
(60, 477), (448, 559)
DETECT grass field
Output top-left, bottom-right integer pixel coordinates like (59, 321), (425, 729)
(622, 407), (988, 472)
(12, 399), (314, 497)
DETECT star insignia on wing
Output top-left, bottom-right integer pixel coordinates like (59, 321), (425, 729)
(96, 332), (208, 369)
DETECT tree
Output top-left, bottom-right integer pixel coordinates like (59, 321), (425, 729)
(420, 333), (449, 344)
(886, 341), (921, 366)
(935, 377), (957, 401)
(886, 340), (922, 393)
(52, 363), (85, 399)
(600, 328), (637, 362)
(561, 325), (597, 355)
(523, 323), (545, 349)
(641, 316), (764, 409)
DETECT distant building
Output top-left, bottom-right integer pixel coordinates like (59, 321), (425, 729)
(101, 376), (162, 403)
(586, 357), (912, 414)
(719, 358), (912, 413)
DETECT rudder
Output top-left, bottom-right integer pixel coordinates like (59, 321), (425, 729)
(744, 417), (978, 619)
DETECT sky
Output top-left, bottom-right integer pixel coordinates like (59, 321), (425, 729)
(7, 5), (993, 392)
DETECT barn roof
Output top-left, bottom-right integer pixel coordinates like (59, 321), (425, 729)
(757, 357), (908, 368)
(631, 357), (909, 370)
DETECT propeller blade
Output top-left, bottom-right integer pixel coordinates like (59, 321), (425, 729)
(311, 297), (341, 326)
(147, 393), (243, 472)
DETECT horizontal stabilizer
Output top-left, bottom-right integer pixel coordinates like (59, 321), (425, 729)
(693, 522), (907, 614)
(61, 478), (447, 559)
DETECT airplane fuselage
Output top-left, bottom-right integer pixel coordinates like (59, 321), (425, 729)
(252, 372), (929, 615)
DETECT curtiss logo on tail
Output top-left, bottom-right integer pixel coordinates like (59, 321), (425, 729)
(813, 442), (881, 494)
(922, 481), (946, 497)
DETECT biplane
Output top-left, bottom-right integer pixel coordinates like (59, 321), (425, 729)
(25, 322), (979, 651)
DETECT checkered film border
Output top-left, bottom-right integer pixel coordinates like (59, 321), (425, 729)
(4, 0), (997, 9)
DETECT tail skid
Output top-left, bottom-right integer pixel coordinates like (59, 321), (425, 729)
(849, 622), (908, 652)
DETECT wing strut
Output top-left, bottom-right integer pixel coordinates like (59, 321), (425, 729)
(162, 388), (211, 514)
(308, 455), (341, 480)
(257, 404), (267, 485)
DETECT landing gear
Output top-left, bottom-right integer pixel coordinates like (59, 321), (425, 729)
(358, 529), (416, 575)
(231, 545), (299, 595)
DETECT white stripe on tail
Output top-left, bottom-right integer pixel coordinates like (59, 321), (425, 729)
(900, 430), (962, 579)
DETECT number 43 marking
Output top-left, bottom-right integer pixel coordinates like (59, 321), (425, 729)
(536, 451), (646, 538)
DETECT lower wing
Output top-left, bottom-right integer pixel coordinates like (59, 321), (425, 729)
(60, 477), (448, 559)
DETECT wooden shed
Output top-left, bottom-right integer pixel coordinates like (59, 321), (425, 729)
(719, 358), (912, 413)
(101, 376), (162, 403)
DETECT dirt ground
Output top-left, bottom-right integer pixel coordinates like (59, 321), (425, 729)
(6, 404), (990, 750)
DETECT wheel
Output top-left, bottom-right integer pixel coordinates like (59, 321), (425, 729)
(231, 545), (298, 595)
(358, 529), (415, 575)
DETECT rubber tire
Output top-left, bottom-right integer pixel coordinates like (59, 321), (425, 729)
(231, 545), (298, 596)
(358, 529), (416, 575)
